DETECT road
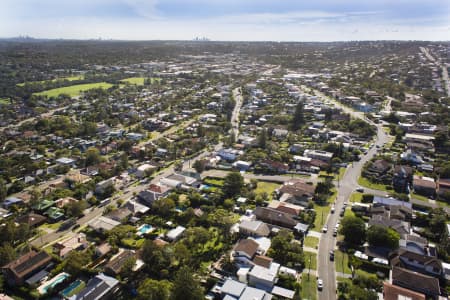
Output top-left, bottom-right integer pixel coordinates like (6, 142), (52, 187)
(420, 47), (450, 97)
(312, 89), (391, 300)
(230, 87), (243, 141)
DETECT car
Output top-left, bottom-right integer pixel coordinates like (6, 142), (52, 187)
(322, 225), (328, 233)
(356, 187), (364, 193)
(331, 205), (335, 213)
(317, 278), (323, 290)
(333, 229), (338, 237)
(329, 251), (334, 261)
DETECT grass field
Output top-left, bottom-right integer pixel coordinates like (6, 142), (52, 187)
(120, 77), (161, 85)
(254, 181), (279, 198)
(335, 250), (352, 274)
(304, 251), (317, 270)
(357, 176), (389, 191)
(349, 192), (363, 203)
(33, 82), (113, 97)
(0, 98), (10, 105)
(17, 75), (84, 86)
(301, 275), (317, 300)
(304, 236), (319, 249)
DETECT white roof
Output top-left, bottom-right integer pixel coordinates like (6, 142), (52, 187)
(89, 216), (120, 231)
(166, 226), (186, 240)
(248, 265), (277, 283)
(221, 279), (246, 298)
(271, 286), (295, 299)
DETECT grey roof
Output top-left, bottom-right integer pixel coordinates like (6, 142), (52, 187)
(240, 286), (271, 300)
(271, 286), (295, 299)
(373, 196), (412, 209)
(69, 273), (118, 300)
(221, 279), (246, 298)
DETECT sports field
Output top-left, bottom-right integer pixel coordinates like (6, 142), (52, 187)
(33, 82), (113, 97)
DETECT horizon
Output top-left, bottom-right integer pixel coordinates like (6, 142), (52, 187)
(1, 0), (449, 41)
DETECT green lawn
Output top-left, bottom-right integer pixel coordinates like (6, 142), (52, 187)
(0, 98), (10, 105)
(335, 251), (352, 274)
(120, 77), (161, 85)
(203, 177), (224, 187)
(411, 192), (428, 202)
(33, 82), (113, 97)
(301, 275), (317, 300)
(357, 176), (389, 191)
(40, 221), (63, 231)
(304, 236), (319, 249)
(304, 252), (317, 270)
(121, 77), (146, 85)
(349, 192), (363, 203)
(17, 75), (84, 86)
(254, 181), (280, 198)
(64, 281), (86, 297)
(313, 189), (337, 229)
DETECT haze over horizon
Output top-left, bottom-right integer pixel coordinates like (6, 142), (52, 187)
(1, 0), (450, 41)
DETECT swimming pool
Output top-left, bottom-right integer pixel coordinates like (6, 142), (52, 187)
(38, 272), (69, 295)
(137, 224), (153, 235)
(60, 279), (84, 297)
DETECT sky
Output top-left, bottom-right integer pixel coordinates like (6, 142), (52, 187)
(1, 0), (449, 41)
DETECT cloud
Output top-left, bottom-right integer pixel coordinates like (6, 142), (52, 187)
(123, 0), (160, 19)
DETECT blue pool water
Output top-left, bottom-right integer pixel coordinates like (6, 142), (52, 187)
(61, 279), (83, 297)
(139, 224), (152, 234)
(42, 273), (69, 294)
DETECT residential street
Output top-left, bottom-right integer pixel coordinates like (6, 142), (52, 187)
(231, 87), (243, 141)
(315, 91), (391, 300)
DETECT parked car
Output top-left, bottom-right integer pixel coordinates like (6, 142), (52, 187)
(356, 187), (364, 193)
(322, 225), (328, 233)
(329, 251), (334, 261)
(317, 278), (323, 290)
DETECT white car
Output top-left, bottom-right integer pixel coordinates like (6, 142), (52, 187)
(322, 225), (328, 233)
(317, 278), (323, 290)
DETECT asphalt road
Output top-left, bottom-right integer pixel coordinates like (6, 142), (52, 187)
(314, 90), (391, 300)
(231, 87), (243, 141)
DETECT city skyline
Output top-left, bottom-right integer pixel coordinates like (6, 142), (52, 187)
(1, 0), (450, 41)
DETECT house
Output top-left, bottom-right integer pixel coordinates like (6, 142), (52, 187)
(95, 178), (115, 195)
(220, 278), (272, 300)
(259, 160), (288, 173)
(54, 197), (78, 208)
(392, 165), (413, 193)
(232, 239), (260, 266)
(166, 226), (186, 241)
(436, 178), (450, 199)
(105, 206), (132, 223)
(271, 286), (295, 299)
(135, 164), (157, 178)
(383, 282), (425, 300)
(89, 216), (120, 232)
(233, 160), (252, 172)
(16, 213), (46, 228)
(68, 273), (119, 300)
(52, 233), (88, 258)
(3, 197), (24, 209)
(239, 221), (270, 237)
(124, 200), (150, 216)
(369, 215), (410, 235)
(55, 157), (76, 166)
(104, 250), (137, 276)
(276, 180), (315, 206)
(389, 248), (443, 277)
(32, 199), (55, 213)
(137, 183), (171, 206)
(218, 148), (240, 162)
(268, 200), (303, 216)
(413, 176), (436, 197)
(44, 207), (65, 222)
(253, 207), (298, 229)
(391, 267), (440, 299)
(303, 149), (333, 162)
(95, 243), (112, 258)
(248, 264), (279, 291)
(2, 251), (52, 286)
(366, 159), (392, 180)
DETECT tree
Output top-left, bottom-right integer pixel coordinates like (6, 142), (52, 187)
(0, 178), (7, 202)
(291, 101), (305, 130)
(267, 229), (304, 269)
(192, 160), (206, 174)
(64, 251), (89, 276)
(120, 256), (136, 279)
(340, 215), (366, 246)
(0, 243), (16, 266)
(138, 279), (172, 300)
(85, 147), (101, 167)
(66, 200), (87, 218)
(171, 266), (203, 300)
(367, 225), (399, 249)
(258, 128), (267, 148)
(223, 172), (244, 198)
